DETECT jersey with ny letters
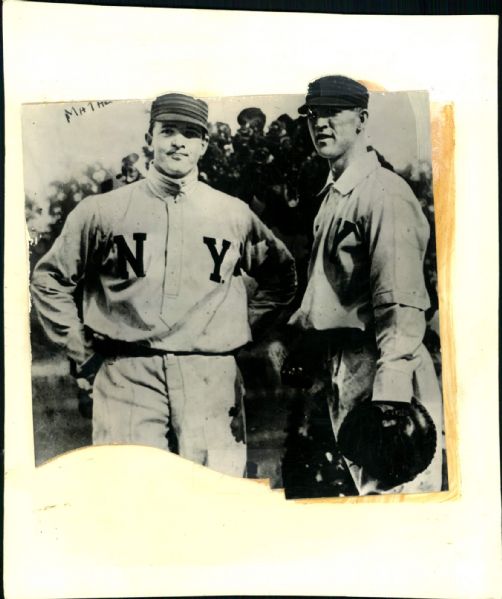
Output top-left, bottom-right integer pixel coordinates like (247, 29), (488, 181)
(31, 166), (297, 370)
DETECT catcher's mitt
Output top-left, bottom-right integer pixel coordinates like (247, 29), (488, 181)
(337, 398), (437, 488)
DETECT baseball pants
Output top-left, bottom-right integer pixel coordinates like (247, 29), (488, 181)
(92, 353), (247, 477)
(327, 342), (444, 495)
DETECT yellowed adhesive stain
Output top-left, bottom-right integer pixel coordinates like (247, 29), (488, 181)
(431, 103), (458, 500)
(360, 80), (388, 92)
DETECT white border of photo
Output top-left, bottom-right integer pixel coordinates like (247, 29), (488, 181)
(3, 4), (500, 598)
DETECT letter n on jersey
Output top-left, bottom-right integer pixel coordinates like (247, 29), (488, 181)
(113, 233), (147, 278)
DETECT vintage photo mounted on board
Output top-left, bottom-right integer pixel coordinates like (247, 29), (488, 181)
(24, 79), (447, 499)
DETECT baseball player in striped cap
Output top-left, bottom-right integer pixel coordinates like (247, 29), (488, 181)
(284, 76), (444, 495)
(31, 92), (297, 477)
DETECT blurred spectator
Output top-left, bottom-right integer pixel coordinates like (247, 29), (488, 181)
(237, 107), (266, 135)
(266, 118), (288, 149)
(234, 107), (267, 155)
(26, 195), (52, 243)
(210, 121), (234, 155)
(115, 153), (144, 189)
(276, 113), (295, 137)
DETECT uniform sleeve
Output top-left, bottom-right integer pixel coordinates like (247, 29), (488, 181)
(372, 304), (426, 403)
(30, 200), (100, 372)
(367, 183), (431, 403)
(368, 186), (430, 310)
(241, 210), (297, 336)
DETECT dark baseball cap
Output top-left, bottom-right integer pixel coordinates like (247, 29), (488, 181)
(298, 75), (369, 115)
(150, 93), (209, 132)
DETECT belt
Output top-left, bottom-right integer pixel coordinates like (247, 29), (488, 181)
(327, 327), (376, 350)
(289, 326), (375, 351)
(91, 336), (236, 359)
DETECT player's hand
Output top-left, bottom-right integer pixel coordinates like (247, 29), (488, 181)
(76, 377), (93, 419)
(229, 404), (245, 444)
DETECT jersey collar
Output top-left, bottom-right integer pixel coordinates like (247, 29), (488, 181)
(318, 150), (380, 197)
(146, 163), (200, 199)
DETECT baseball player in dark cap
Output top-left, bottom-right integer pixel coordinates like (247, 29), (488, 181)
(31, 92), (297, 477)
(284, 75), (443, 495)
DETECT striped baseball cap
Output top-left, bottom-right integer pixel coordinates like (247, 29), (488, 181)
(150, 93), (209, 132)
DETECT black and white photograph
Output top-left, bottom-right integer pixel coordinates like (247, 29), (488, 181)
(5, 3), (500, 598)
(25, 79), (447, 498)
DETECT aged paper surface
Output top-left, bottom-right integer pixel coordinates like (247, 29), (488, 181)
(3, 3), (500, 598)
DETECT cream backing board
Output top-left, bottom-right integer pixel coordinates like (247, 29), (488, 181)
(3, 3), (501, 598)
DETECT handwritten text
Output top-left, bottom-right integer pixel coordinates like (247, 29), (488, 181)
(64, 100), (112, 123)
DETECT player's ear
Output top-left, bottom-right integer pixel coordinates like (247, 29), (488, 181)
(199, 135), (209, 157)
(145, 132), (153, 148)
(357, 109), (369, 133)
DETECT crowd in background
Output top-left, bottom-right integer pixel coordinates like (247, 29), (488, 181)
(26, 105), (439, 335)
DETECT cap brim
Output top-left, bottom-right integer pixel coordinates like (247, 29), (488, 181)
(298, 96), (364, 114)
(152, 112), (208, 132)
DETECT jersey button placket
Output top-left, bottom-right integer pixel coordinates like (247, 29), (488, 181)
(160, 192), (184, 326)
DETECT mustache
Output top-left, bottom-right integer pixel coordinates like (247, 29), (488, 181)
(315, 133), (334, 141)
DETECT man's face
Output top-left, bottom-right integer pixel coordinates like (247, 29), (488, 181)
(147, 121), (208, 178)
(307, 106), (366, 161)
(268, 120), (285, 137)
(217, 123), (231, 143)
(239, 116), (264, 135)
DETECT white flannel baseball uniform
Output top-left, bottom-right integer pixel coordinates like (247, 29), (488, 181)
(289, 150), (443, 495)
(31, 165), (297, 476)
